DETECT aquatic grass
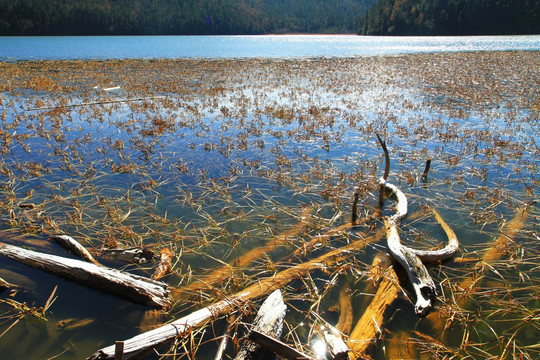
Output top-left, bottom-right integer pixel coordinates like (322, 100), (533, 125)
(0, 51), (539, 359)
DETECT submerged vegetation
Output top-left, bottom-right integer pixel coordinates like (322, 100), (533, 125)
(0, 51), (539, 359)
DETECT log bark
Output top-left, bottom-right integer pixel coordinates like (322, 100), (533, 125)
(88, 230), (384, 360)
(235, 289), (287, 360)
(0, 243), (171, 308)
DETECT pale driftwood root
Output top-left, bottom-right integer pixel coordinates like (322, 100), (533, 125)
(385, 220), (436, 317)
(375, 134), (458, 317)
(409, 207), (459, 263)
(0, 243), (171, 308)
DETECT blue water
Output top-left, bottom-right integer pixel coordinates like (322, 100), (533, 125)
(1, 34), (540, 60)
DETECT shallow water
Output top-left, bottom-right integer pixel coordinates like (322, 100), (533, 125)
(0, 52), (538, 359)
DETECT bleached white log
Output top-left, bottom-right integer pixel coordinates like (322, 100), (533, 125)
(0, 243), (171, 308)
(235, 289), (287, 360)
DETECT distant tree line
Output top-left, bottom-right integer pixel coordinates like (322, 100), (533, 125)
(0, 0), (376, 35)
(359, 0), (540, 35)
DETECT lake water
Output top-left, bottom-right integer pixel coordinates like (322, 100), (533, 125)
(1, 34), (540, 60)
(0, 38), (539, 359)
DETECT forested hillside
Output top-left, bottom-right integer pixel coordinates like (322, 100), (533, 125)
(0, 0), (376, 35)
(359, 0), (540, 35)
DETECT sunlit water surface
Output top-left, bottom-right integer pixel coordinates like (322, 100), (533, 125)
(0, 49), (538, 360)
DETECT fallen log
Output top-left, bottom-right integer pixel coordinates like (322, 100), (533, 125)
(0, 243), (171, 308)
(235, 289), (287, 360)
(88, 230), (384, 360)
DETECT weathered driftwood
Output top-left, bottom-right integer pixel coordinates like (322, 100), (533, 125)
(101, 246), (156, 264)
(235, 289), (287, 360)
(247, 329), (314, 360)
(376, 135), (437, 317)
(88, 231), (384, 360)
(409, 207), (459, 263)
(385, 219), (437, 317)
(348, 266), (400, 359)
(51, 234), (100, 265)
(0, 243), (171, 308)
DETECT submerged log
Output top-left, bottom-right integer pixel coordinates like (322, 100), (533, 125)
(348, 266), (400, 359)
(334, 283), (353, 335)
(426, 204), (530, 333)
(88, 230), (384, 360)
(176, 205), (314, 296)
(0, 243), (171, 308)
(235, 289), (287, 360)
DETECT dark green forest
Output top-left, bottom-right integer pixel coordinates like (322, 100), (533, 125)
(359, 0), (540, 35)
(0, 0), (376, 35)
